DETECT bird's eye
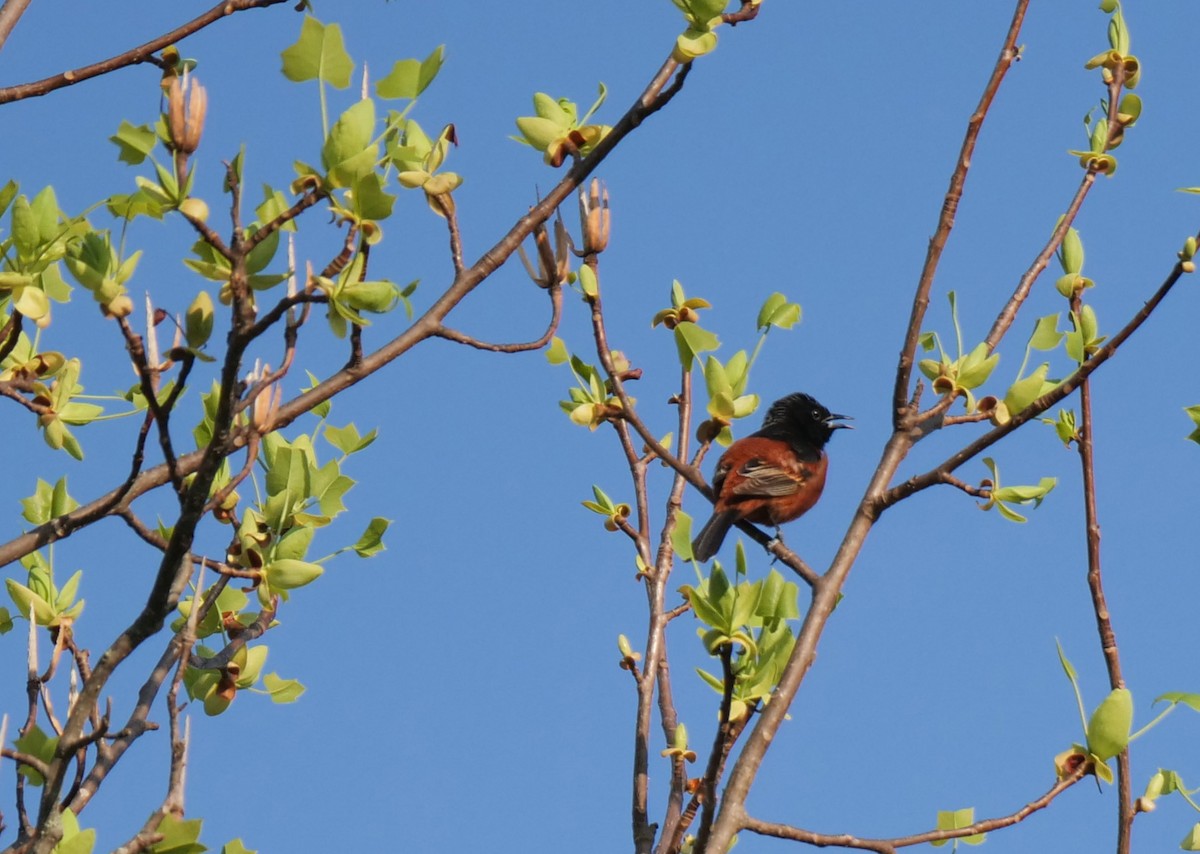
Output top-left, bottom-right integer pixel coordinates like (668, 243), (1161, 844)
(811, 408), (821, 419)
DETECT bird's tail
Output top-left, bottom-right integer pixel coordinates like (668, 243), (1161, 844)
(691, 510), (738, 563)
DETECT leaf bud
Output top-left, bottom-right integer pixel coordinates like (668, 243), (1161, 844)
(1143, 770), (1166, 801)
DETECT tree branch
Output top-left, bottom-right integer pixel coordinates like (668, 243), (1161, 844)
(739, 763), (1088, 851)
(884, 256), (1191, 509)
(891, 0), (1029, 429)
(0, 0), (31, 53)
(1071, 295), (1132, 853)
(434, 285), (562, 353)
(0, 0), (291, 105)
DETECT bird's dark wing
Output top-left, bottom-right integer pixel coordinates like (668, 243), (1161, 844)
(727, 458), (810, 497)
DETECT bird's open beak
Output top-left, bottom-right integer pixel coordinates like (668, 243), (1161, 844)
(827, 413), (854, 430)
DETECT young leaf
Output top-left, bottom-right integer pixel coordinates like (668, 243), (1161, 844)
(376, 45), (445, 100)
(673, 322), (719, 369)
(1087, 687), (1133, 761)
(263, 672), (306, 703)
(280, 17), (353, 88)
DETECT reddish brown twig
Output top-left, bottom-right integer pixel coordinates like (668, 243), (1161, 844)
(739, 762), (1088, 851)
(891, 0), (1028, 428)
(0, 0), (290, 105)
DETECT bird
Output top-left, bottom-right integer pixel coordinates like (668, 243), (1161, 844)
(691, 392), (851, 562)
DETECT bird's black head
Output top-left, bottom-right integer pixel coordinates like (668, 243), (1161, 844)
(759, 392), (852, 450)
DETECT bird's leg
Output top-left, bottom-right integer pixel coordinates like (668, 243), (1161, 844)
(766, 526), (786, 563)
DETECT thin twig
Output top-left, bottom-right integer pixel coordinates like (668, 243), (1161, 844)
(434, 285), (563, 352)
(0, 0), (290, 104)
(891, 0), (1029, 429)
(0, 0), (32, 52)
(1071, 296), (1132, 853)
(430, 194), (466, 274)
(739, 764), (1088, 851)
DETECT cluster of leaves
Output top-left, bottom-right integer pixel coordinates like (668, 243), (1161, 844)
(915, 219), (1137, 523)
(1072, 0), (1142, 175)
(175, 403), (388, 716)
(669, 0), (737, 62)
(0, 183), (77, 325)
(5, 478), (82, 628)
(513, 87), (611, 168)
(677, 542), (800, 722)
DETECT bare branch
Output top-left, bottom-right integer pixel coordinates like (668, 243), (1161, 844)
(434, 285), (563, 353)
(0, 0), (32, 53)
(1070, 296), (1132, 852)
(0, 0), (291, 105)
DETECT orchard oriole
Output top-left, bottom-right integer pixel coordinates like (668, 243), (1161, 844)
(691, 392), (851, 562)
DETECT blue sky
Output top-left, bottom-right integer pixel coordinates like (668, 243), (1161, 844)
(2, 1), (1200, 852)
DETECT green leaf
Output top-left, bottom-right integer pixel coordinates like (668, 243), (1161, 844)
(7, 579), (55, 625)
(185, 290), (215, 349)
(1183, 823), (1200, 852)
(545, 336), (569, 365)
(1059, 227), (1084, 274)
(0, 180), (17, 218)
(14, 725), (57, 785)
(672, 512), (694, 562)
(322, 99), (379, 188)
(1118, 92), (1141, 126)
(513, 116), (562, 152)
(675, 27), (719, 61)
(577, 264), (598, 299)
(931, 807), (985, 846)
(756, 292), (802, 331)
(352, 517), (390, 557)
(11, 194), (37, 262)
(376, 45), (445, 99)
(280, 17), (353, 88)
(1087, 687), (1133, 761)
(706, 355), (735, 398)
(347, 173), (396, 221)
(148, 814), (205, 854)
(265, 437), (314, 500)
(273, 527), (314, 562)
(266, 559), (324, 590)
(0, 607), (13, 634)
(956, 343), (999, 390)
(755, 569), (800, 622)
(313, 466), (354, 518)
(1154, 692), (1200, 713)
(684, 584), (725, 630)
(262, 672), (306, 703)
(221, 841), (256, 854)
(673, 322), (719, 369)
(1004, 363), (1051, 416)
(1184, 405), (1200, 445)
(1029, 314), (1063, 350)
(52, 808), (95, 854)
(108, 121), (157, 166)
(21, 479), (54, 525)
